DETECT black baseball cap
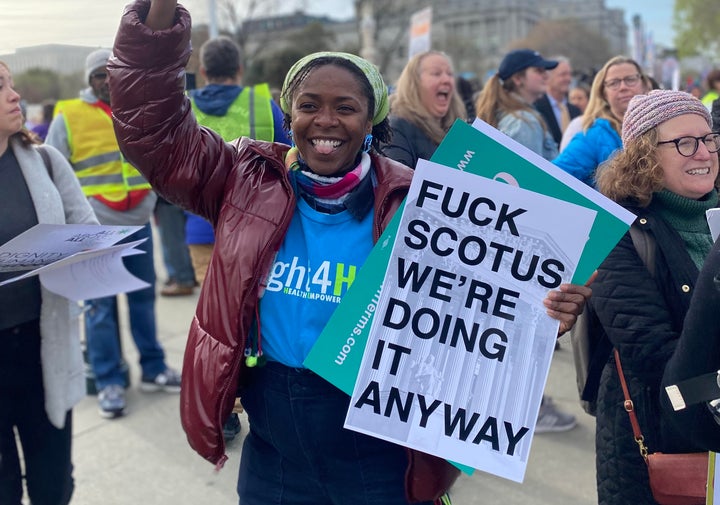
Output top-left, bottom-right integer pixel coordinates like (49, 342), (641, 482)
(497, 49), (558, 81)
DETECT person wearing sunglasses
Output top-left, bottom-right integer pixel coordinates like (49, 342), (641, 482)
(554, 56), (652, 187)
(589, 89), (719, 504)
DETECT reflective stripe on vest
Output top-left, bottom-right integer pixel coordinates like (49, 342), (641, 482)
(190, 83), (275, 142)
(53, 98), (151, 198)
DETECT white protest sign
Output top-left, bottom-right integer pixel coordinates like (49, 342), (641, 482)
(344, 160), (596, 482)
(0, 224), (148, 300)
(408, 7), (432, 59)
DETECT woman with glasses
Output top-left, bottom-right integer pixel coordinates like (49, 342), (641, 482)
(475, 49), (560, 161)
(590, 90), (719, 504)
(554, 56), (652, 186)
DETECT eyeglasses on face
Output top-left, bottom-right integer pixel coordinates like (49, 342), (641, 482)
(657, 133), (720, 157)
(90, 72), (108, 81)
(603, 74), (641, 90)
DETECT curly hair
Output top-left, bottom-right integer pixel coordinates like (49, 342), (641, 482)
(280, 56), (391, 150)
(596, 127), (720, 206)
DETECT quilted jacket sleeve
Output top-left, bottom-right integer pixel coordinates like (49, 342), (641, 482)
(109, 0), (235, 226)
(591, 232), (679, 375)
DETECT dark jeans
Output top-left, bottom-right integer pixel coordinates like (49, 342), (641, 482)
(0, 320), (73, 505)
(238, 361), (432, 505)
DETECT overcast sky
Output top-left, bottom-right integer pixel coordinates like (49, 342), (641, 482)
(0, 0), (674, 56)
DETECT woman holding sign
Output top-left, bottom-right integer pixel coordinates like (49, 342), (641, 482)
(107, 1), (593, 503)
(0, 61), (98, 505)
(592, 90), (720, 504)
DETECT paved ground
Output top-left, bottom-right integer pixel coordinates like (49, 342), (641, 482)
(67, 237), (599, 505)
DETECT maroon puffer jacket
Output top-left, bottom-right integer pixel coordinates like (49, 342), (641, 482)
(109, 1), (459, 501)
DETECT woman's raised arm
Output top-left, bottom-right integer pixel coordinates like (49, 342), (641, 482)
(146, 0), (177, 30)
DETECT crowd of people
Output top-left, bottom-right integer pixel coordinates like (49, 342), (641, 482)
(2, 0), (720, 504)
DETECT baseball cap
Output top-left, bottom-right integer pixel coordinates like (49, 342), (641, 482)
(497, 49), (558, 81)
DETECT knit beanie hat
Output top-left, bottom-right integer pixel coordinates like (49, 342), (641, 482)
(85, 48), (112, 85)
(621, 89), (711, 147)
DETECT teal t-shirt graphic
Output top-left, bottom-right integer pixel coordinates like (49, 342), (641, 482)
(260, 197), (374, 367)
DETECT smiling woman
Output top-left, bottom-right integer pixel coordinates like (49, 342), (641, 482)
(107, 1), (593, 504)
(590, 89), (720, 505)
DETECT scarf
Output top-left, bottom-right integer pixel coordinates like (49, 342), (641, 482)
(286, 147), (371, 213)
(651, 189), (717, 269)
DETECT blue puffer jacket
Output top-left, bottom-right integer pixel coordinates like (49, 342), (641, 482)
(552, 118), (621, 187)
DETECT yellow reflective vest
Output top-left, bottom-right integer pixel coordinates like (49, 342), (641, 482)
(53, 98), (151, 201)
(190, 83), (275, 142)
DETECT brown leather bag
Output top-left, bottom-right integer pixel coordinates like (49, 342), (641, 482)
(615, 350), (708, 505)
(646, 452), (708, 505)
(404, 449), (460, 503)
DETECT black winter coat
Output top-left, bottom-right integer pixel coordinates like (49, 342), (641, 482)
(382, 115), (439, 170)
(661, 237), (720, 451)
(592, 204), (709, 505)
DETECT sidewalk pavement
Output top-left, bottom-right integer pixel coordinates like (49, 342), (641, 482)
(68, 242), (599, 505)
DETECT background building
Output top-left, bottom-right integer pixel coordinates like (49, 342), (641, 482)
(0, 0), (633, 99)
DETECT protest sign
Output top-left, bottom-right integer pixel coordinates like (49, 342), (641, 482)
(343, 160), (596, 482)
(0, 223), (148, 300)
(304, 119), (634, 396)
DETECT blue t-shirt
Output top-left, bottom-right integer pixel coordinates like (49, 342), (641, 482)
(259, 197), (374, 367)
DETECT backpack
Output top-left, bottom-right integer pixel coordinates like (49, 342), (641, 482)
(570, 224), (656, 415)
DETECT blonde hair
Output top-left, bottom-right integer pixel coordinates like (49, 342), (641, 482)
(596, 127), (720, 206)
(0, 61), (37, 146)
(582, 56), (651, 134)
(389, 51), (466, 145)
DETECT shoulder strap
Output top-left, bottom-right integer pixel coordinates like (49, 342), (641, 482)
(614, 349), (650, 461)
(616, 225), (656, 459)
(37, 145), (53, 181)
(628, 224), (656, 278)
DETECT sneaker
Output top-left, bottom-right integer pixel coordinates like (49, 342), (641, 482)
(535, 396), (576, 433)
(98, 384), (126, 419)
(140, 368), (181, 393)
(161, 282), (195, 297)
(222, 413), (242, 442)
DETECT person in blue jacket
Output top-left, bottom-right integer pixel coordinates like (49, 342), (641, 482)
(553, 56), (651, 187)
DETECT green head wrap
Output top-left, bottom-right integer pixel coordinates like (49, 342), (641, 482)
(280, 51), (389, 126)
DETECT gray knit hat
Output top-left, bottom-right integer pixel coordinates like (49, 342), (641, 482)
(621, 89), (711, 147)
(84, 48), (111, 85)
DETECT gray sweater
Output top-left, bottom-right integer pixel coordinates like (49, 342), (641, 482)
(10, 138), (98, 428)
